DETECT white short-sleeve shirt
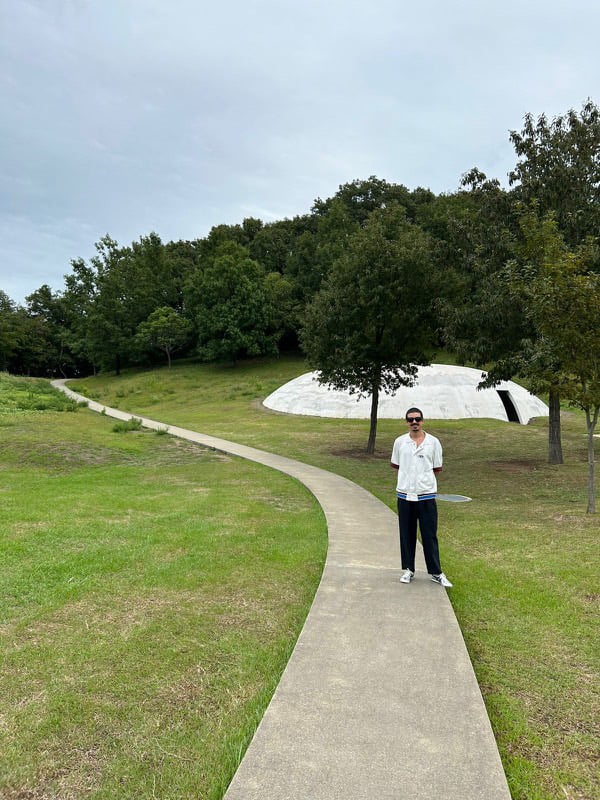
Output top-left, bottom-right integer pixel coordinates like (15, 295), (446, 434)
(391, 432), (443, 501)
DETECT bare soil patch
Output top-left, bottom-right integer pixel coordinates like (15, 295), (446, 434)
(489, 458), (546, 473)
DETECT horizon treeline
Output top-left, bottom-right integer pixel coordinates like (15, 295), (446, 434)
(0, 177), (466, 377)
(1, 102), (599, 389)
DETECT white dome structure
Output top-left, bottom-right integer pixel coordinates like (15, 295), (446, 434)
(263, 364), (548, 424)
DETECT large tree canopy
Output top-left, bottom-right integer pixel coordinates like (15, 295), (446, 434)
(187, 243), (278, 364)
(135, 306), (192, 368)
(301, 204), (437, 453)
(441, 103), (600, 464)
(505, 209), (600, 512)
(0, 291), (17, 371)
(509, 100), (600, 250)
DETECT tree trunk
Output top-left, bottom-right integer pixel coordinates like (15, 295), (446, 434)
(585, 407), (598, 514)
(548, 387), (563, 464)
(59, 341), (67, 379)
(367, 383), (380, 455)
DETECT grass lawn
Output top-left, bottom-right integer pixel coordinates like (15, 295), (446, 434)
(67, 355), (599, 800)
(0, 373), (326, 799)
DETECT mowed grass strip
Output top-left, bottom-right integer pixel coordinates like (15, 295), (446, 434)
(0, 374), (326, 800)
(73, 356), (600, 800)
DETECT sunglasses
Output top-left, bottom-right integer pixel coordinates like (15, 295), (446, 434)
(406, 416), (423, 423)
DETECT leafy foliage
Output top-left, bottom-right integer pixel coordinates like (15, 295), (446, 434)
(509, 100), (600, 251)
(111, 416), (144, 433)
(135, 306), (192, 367)
(504, 209), (600, 511)
(188, 243), (279, 364)
(442, 101), (600, 465)
(301, 204), (436, 452)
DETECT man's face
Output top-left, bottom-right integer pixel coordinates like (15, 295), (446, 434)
(406, 412), (423, 431)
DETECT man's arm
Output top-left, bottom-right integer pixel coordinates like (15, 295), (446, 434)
(433, 438), (443, 474)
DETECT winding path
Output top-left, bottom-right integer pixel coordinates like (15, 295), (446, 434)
(53, 380), (511, 800)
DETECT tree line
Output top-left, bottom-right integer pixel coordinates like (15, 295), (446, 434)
(1, 101), (599, 510)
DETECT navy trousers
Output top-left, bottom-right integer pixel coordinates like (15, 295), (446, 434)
(397, 497), (442, 575)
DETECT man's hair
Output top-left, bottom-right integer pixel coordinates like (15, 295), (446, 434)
(405, 407), (423, 420)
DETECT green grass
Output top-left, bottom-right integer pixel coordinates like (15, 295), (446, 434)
(0, 372), (326, 799)
(67, 356), (599, 800)
(0, 371), (84, 415)
(111, 416), (143, 433)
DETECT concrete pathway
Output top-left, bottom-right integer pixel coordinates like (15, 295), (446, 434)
(54, 381), (511, 800)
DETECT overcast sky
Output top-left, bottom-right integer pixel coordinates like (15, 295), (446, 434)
(1, 0), (599, 305)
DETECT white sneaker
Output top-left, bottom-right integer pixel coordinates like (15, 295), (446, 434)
(430, 573), (453, 588)
(400, 569), (414, 584)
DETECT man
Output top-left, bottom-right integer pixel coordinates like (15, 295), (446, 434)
(390, 407), (452, 587)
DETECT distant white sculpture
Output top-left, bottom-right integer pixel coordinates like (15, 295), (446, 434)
(263, 364), (548, 424)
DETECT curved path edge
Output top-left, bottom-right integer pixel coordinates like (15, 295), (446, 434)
(53, 381), (511, 800)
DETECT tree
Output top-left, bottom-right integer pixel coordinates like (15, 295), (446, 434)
(197, 218), (264, 264)
(505, 210), (600, 512)
(135, 307), (192, 367)
(24, 285), (79, 377)
(64, 232), (180, 375)
(0, 287), (74, 377)
(130, 232), (180, 310)
(264, 271), (299, 351)
(301, 205), (436, 454)
(509, 100), (600, 251)
(285, 202), (358, 307)
(248, 218), (297, 275)
(0, 290), (17, 370)
(506, 100), (600, 460)
(312, 176), (433, 225)
(416, 185), (503, 351)
(559, 273), (600, 513)
(63, 256), (99, 373)
(188, 243), (278, 364)
(81, 235), (135, 374)
(8, 310), (52, 376)
(437, 170), (572, 463)
(164, 239), (203, 311)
